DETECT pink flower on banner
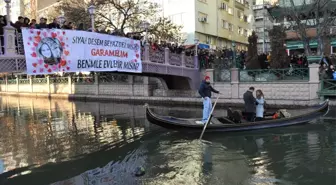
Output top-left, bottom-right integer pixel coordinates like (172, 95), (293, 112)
(28, 37), (32, 41)
(38, 59), (43, 65)
(39, 68), (44, 73)
(42, 32), (48, 37)
(52, 65), (58, 70)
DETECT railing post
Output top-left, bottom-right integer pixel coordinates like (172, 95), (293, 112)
(47, 76), (51, 94)
(144, 44), (150, 62)
(29, 76), (33, 92)
(230, 68), (239, 99)
(164, 47), (169, 65)
(128, 75), (134, 96)
(16, 75), (19, 92)
(181, 51), (185, 76)
(94, 73), (99, 95)
(205, 69), (214, 83)
(308, 63), (320, 100)
(5, 75), (8, 92)
(3, 26), (16, 56)
(68, 75), (72, 94)
(143, 76), (149, 97)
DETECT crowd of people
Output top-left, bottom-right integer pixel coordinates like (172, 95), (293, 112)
(319, 55), (336, 80)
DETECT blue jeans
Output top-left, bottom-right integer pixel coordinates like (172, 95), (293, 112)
(202, 97), (212, 123)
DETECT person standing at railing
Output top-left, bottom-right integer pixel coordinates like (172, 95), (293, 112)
(0, 15), (5, 55)
(14, 16), (25, 33)
(48, 18), (61, 29)
(29, 19), (37, 29)
(197, 76), (220, 124)
(36, 18), (48, 29)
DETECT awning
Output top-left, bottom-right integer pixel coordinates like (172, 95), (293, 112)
(198, 43), (210, 49)
(286, 40), (318, 49)
(331, 38), (336, 47)
(183, 43), (210, 49)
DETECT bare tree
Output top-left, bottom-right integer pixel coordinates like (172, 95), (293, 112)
(51, 0), (182, 38)
(282, 0), (336, 55)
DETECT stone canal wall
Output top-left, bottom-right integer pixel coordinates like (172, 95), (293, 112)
(0, 64), (331, 107)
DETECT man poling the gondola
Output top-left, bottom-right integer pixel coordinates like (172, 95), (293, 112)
(196, 76), (220, 124)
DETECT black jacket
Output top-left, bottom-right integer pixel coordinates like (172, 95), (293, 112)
(198, 80), (219, 98)
(243, 90), (256, 113)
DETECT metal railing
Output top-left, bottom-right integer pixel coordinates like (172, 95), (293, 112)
(32, 78), (47, 84)
(50, 77), (69, 84)
(213, 60), (231, 82)
(239, 68), (309, 82)
(19, 79), (29, 84)
(319, 79), (336, 96)
(72, 76), (95, 84)
(99, 73), (128, 84)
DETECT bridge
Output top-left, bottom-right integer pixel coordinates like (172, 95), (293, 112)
(0, 30), (200, 89)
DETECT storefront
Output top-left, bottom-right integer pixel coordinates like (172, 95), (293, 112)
(285, 40), (318, 55)
(286, 39), (336, 55)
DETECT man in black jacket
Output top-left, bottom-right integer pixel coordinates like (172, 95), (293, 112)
(197, 76), (220, 124)
(243, 87), (256, 122)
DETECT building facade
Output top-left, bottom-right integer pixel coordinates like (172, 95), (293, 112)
(163, 0), (253, 50)
(269, 0), (336, 55)
(0, 0), (36, 22)
(252, 3), (273, 53)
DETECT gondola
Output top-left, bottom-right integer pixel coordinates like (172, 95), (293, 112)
(145, 100), (329, 132)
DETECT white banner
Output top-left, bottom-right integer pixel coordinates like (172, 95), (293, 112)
(22, 28), (142, 75)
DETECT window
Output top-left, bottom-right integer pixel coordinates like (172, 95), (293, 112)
(228, 7), (233, 15)
(244, 15), (248, 22)
(236, 0), (245, 4)
(244, 29), (248, 37)
(228, 23), (233, 31)
(206, 35), (212, 44)
(238, 27), (243, 35)
(222, 20), (228, 28)
(198, 12), (208, 23)
(237, 10), (244, 20)
(220, 2), (228, 10)
(256, 27), (263, 33)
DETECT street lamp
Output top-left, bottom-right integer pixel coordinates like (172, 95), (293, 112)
(57, 15), (65, 28)
(194, 39), (199, 56)
(4, 0), (11, 26)
(88, 5), (96, 32)
(232, 41), (237, 68)
(140, 21), (150, 45)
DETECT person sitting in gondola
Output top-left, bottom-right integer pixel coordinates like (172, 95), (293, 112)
(255, 89), (265, 121)
(197, 76), (220, 124)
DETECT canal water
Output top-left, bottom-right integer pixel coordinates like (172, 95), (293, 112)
(0, 96), (334, 185)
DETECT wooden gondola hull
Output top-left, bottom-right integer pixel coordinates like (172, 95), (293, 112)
(145, 100), (329, 132)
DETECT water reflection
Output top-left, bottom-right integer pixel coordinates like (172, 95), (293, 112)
(0, 96), (334, 185)
(0, 96), (157, 176)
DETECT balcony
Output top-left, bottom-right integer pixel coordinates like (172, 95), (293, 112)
(235, 0), (245, 10)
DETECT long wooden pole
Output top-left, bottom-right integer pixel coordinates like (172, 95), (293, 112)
(199, 95), (220, 140)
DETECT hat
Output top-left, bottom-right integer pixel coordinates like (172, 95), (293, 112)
(204, 76), (210, 80)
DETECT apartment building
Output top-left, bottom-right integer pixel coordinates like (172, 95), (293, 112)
(163, 0), (252, 50)
(252, 2), (273, 53)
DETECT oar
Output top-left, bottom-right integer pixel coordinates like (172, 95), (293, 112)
(199, 95), (220, 140)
